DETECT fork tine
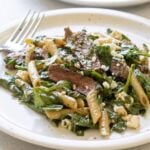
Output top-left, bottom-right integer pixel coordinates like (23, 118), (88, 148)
(13, 11), (36, 43)
(18, 13), (44, 44)
(28, 13), (45, 38)
(8, 10), (31, 42)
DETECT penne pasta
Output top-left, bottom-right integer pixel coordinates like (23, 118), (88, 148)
(24, 38), (34, 45)
(43, 38), (57, 56)
(110, 31), (122, 41)
(45, 109), (73, 120)
(54, 38), (66, 47)
(28, 60), (41, 87)
(75, 107), (89, 116)
(77, 98), (85, 108)
(99, 110), (110, 136)
(45, 107), (89, 120)
(15, 78), (27, 87)
(25, 44), (35, 64)
(57, 92), (78, 110)
(131, 74), (149, 107)
(16, 70), (31, 83)
(87, 89), (101, 124)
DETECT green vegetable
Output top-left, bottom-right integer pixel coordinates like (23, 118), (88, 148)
(40, 93), (60, 104)
(40, 71), (49, 80)
(111, 120), (126, 133)
(96, 46), (112, 66)
(41, 80), (55, 87)
(0, 76), (22, 97)
(72, 125), (85, 136)
(124, 64), (135, 92)
(88, 34), (99, 41)
(42, 104), (63, 111)
(26, 103), (43, 113)
(15, 65), (27, 71)
(84, 70), (110, 83)
(4, 57), (17, 69)
(101, 87), (113, 99)
(71, 114), (96, 136)
(71, 114), (96, 128)
(107, 28), (113, 34)
(0, 76), (14, 90)
(108, 110), (126, 133)
(15, 79), (33, 102)
(120, 46), (140, 64)
(66, 90), (84, 99)
(39, 80), (72, 93)
(121, 34), (130, 41)
(6, 58), (16, 65)
(136, 70), (150, 100)
(57, 80), (72, 89)
(137, 52), (150, 57)
(91, 71), (109, 82)
(21, 85), (33, 102)
(34, 55), (58, 71)
(33, 87), (60, 107)
(121, 45), (150, 65)
(33, 87), (46, 107)
(128, 102), (146, 115)
(35, 60), (46, 68)
(143, 44), (149, 52)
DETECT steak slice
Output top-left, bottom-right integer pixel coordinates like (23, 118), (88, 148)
(64, 27), (73, 41)
(110, 60), (150, 80)
(137, 64), (149, 74)
(110, 60), (129, 79)
(48, 64), (97, 95)
(64, 29), (101, 70)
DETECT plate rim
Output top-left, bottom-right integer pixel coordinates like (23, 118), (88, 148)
(0, 8), (150, 150)
(59, 0), (150, 7)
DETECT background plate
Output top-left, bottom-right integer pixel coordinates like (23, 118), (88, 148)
(0, 8), (150, 150)
(59, 0), (150, 7)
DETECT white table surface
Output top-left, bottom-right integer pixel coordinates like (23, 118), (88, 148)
(0, 0), (150, 149)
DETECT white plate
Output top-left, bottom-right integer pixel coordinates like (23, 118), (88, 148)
(0, 8), (150, 150)
(59, 0), (150, 7)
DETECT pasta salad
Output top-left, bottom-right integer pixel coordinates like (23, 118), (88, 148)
(0, 27), (150, 136)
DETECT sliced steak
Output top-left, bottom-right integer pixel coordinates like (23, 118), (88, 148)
(48, 64), (97, 95)
(110, 61), (129, 79)
(65, 29), (101, 70)
(137, 64), (149, 74)
(110, 61), (150, 80)
(137, 64), (150, 78)
(64, 27), (73, 41)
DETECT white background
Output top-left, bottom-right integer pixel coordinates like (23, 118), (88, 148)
(0, 0), (150, 150)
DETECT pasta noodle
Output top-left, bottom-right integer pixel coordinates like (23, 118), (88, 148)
(28, 60), (41, 87)
(87, 89), (101, 124)
(16, 70), (30, 83)
(45, 107), (89, 120)
(131, 74), (149, 107)
(99, 110), (110, 136)
(25, 44), (35, 64)
(57, 92), (78, 110)
(43, 38), (57, 56)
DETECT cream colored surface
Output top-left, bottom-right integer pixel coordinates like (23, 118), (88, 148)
(0, 1), (150, 150)
(60, 0), (150, 7)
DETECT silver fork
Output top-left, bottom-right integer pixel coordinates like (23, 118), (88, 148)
(0, 10), (44, 52)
